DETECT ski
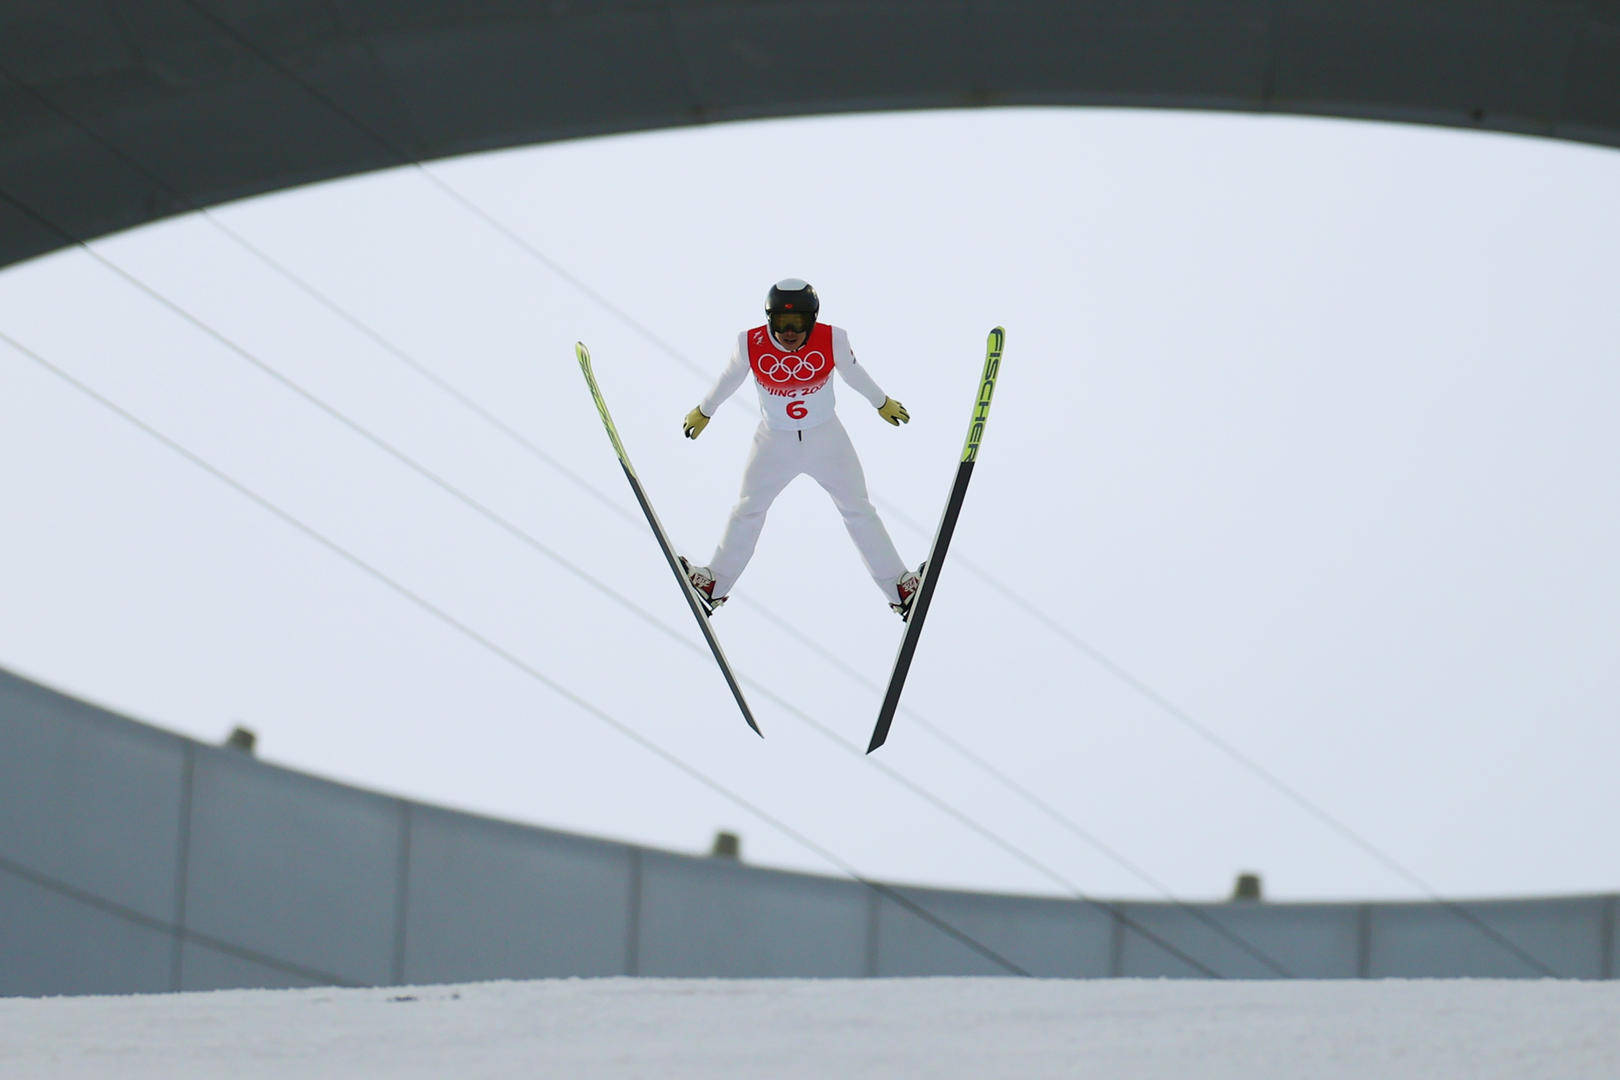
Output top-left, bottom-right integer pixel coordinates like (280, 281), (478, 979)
(575, 342), (762, 737)
(867, 327), (1005, 753)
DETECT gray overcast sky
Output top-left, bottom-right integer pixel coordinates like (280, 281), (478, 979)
(1, 107), (1616, 902)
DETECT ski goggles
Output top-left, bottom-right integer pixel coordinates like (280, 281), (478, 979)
(769, 313), (811, 335)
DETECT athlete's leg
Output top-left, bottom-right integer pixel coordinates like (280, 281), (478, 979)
(803, 419), (909, 601)
(708, 424), (801, 596)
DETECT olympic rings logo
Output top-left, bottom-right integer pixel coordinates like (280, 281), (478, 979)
(755, 349), (828, 383)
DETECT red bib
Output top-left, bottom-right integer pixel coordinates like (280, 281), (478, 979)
(746, 323), (834, 398)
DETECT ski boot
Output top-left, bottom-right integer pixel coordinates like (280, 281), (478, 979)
(678, 556), (726, 616)
(889, 563), (926, 621)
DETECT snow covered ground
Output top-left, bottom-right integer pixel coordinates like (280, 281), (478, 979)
(3, 977), (1617, 1078)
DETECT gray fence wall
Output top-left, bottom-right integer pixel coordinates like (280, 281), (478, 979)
(1, 667), (1613, 997)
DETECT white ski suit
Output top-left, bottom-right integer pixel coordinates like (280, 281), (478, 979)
(698, 322), (909, 601)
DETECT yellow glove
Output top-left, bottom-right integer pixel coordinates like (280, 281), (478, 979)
(877, 397), (910, 426)
(683, 406), (711, 439)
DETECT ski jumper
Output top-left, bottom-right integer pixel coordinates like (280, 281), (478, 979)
(699, 323), (909, 601)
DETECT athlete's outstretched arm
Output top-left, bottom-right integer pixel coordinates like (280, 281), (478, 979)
(684, 334), (751, 439)
(832, 327), (906, 423)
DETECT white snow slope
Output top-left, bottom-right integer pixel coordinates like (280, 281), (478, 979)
(2, 977), (1617, 1079)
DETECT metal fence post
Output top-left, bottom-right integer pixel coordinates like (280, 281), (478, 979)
(169, 742), (196, 992)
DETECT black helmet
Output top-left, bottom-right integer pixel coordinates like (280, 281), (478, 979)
(766, 278), (819, 334)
